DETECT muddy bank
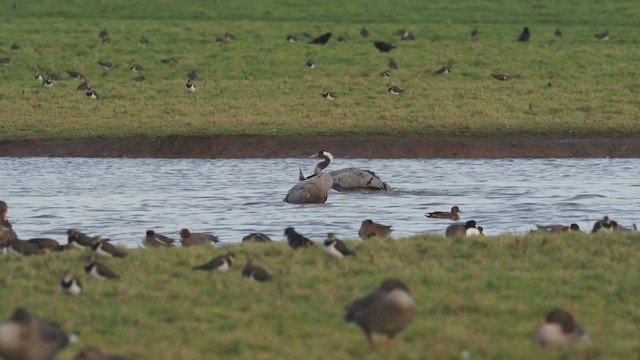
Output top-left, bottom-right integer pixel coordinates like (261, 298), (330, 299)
(1, 135), (639, 158)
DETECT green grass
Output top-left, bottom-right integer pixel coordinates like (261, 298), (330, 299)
(0, 0), (639, 140)
(1, 233), (639, 359)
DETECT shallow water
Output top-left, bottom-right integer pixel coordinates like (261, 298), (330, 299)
(1, 157), (638, 247)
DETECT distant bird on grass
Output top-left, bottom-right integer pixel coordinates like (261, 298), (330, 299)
(360, 27), (369, 38)
(242, 259), (272, 282)
(161, 57), (178, 64)
(380, 70), (391, 78)
(286, 34), (297, 43)
(139, 36), (149, 45)
(305, 59), (315, 69)
(433, 66), (452, 75)
(99, 29), (110, 43)
(193, 252), (235, 272)
(216, 36), (226, 45)
(374, 41), (396, 52)
(554, 28), (563, 37)
(323, 233), (356, 259)
(337, 35), (348, 43)
(359, 219), (392, 239)
(399, 30), (415, 40)
(0, 57), (12, 65)
(185, 78), (196, 93)
(77, 81), (91, 91)
(34, 71), (44, 82)
(517, 27), (530, 42)
(532, 308), (589, 347)
(345, 279), (417, 347)
(322, 88), (336, 100)
(92, 237), (126, 258)
(242, 232), (272, 243)
(284, 227), (315, 249)
(223, 32), (236, 41)
(128, 62), (142, 72)
(133, 75), (146, 83)
(86, 88), (98, 99)
(60, 271), (83, 296)
(491, 74), (510, 81)
(594, 30), (609, 40)
(10, 43), (20, 50)
(42, 75), (54, 88)
(425, 206), (461, 221)
(310, 32), (332, 45)
(387, 84), (404, 95)
(471, 28), (479, 38)
(180, 228), (218, 246)
(67, 228), (98, 249)
(66, 70), (84, 79)
(84, 255), (120, 280)
(143, 230), (175, 247)
(388, 58), (398, 69)
(187, 69), (199, 80)
(97, 60), (113, 71)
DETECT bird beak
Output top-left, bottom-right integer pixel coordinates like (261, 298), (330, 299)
(308, 153), (319, 159)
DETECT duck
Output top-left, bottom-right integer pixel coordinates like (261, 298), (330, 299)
(359, 219), (392, 239)
(92, 237), (127, 258)
(425, 206), (461, 221)
(143, 230), (175, 247)
(445, 220), (479, 237)
(532, 308), (589, 347)
(535, 224), (581, 233)
(60, 271), (83, 296)
(345, 279), (417, 347)
(0, 307), (74, 360)
(241, 233), (272, 243)
(242, 260), (272, 282)
(323, 233), (356, 259)
(27, 238), (63, 251)
(193, 252), (235, 272)
(180, 228), (219, 246)
(284, 227), (315, 249)
(84, 256), (120, 280)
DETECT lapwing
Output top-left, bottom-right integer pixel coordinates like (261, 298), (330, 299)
(27, 238), (62, 251)
(591, 215), (617, 233)
(187, 69), (199, 80)
(0, 57), (11, 65)
(161, 57), (178, 64)
(216, 36), (226, 45)
(388, 58), (398, 69)
(471, 28), (479, 38)
(305, 59), (315, 69)
(359, 219), (393, 239)
(133, 75), (146, 83)
(286, 34), (297, 43)
(517, 27), (530, 42)
(387, 84), (404, 95)
(99, 29), (110, 43)
(284, 227), (315, 249)
(337, 35), (348, 43)
(345, 279), (417, 347)
(554, 28), (563, 37)
(323, 233), (356, 259)
(399, 30), (415, 40)
(425, 206), (461, 221)
(322, 88), (336, 100)
(374, 41), (395, 52)
(84, 255), (120, 280)
(535, 224), (581, 233)
(310, 32), (332, 45)
(185, 78), (196, 93)
(445, 220), (478, 237)
(60, 271), (83, 296)
(0, 308), (75, 360)
(594, 30), (609, 40)
(77, 81), (91, 91)
(139, 36), (149, 45)
(97, 60), (113, 71)
(532, 308), (589, 347)
(360, 27), (369, 38)
(380, 70), (391, 78)
(128, 62), (142, 72)
(86, 88), (98, 99)
(7, 238), (44, 256)
(242, 260), (272, 282)
(92, 237), (127, 258)
(34, 71), (44, 82)
(66, 70), (84, 80)
(433, 66), (452, 75)
(143, 230), (175, 247)
(42, 75), (54, 88)
(193, 252), (235, 272)
(10, 43), (20, 50)
(67, 228), (98, 249)
(491, 74), (510, 81)
(179, 228), (219, 246)
(241, 232), (272, 243)
(224, 32), (236, 40)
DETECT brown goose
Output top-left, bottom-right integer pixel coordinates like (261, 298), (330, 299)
(179, 228), (219, 246)
(0, 307), (74, 360)
(284, 150), (334, 204)
(143, 230), (175, 247)
(241, 233), (272, 243)
(532, 308), (589, 347)
(425, 206), (461, 221)
(345, 279), (417, 347)
(358, 220), (392, 239)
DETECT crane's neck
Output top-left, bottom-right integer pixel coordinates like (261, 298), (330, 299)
(314, 152), (333, 175)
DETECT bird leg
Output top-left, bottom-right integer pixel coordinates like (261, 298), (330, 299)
(365, 331), (375, 347)
(385, 336), (394, 346)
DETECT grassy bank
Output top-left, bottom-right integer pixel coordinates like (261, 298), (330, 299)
(1, 233), (639, 359)
(0, 1), (639, 141)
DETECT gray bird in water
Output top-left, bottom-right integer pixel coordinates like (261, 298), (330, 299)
(284, 150), (334, 204)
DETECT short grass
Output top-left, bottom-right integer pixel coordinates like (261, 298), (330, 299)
(1, 233), (639, 359)
(0, 0), (639, 140)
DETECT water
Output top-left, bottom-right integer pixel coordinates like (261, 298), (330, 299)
(1, 157), (638, 247)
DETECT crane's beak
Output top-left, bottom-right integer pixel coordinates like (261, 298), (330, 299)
(308, 153), (319, 159)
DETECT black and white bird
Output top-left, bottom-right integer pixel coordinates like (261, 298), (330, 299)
(143, 230), (175, 247)
(284, 227), (315, 249)
(532, 308), (589, 347)
(242, 260), (272, 282)
(322, 88), (336, 100)
(310, 32), (332, 45)
(517, 27), (530, 42)
(380, 70), (391, 78)
(491, 74), (510, 81)
(594, 30), (609, 41)
(387, 84), (404, 95)
(129, 62), (142, 72)
(67, 228), (98, 249)
(323, 233), (356, 259)
(193, 252), (235, 272)
(305, 59), (315, 69)
(92, 237), (126, 258)
(66, 70), (84, 80)
(286, 34), (297, 43)
(388, 58), (398, 70)
(42, 75), (54, 88)
(185, 78), (196, 93)
(133, 75), (146, 83)
(433, 66), (452, 75)
(241, 233), (272, 243)
(60, 271), (83, 296)
(399, 30), (415, 40)
(360, 27), (369, 38)
(97, 60), (113, 70)
(139, 36), (149, 45)
(77, 81), (91, 91)
(374, 41), (395, 52)
(161, 57), (178, 64)
(86, 88), (98, 99)
(84, 256), (120, 280)
(34, 71), (44, 82)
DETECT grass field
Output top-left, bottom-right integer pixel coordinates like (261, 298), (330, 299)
(0, 0), (639, 140)
(1, 233), (639, 359)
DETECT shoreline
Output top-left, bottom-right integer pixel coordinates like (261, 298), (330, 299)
(1, 135), (640, 158)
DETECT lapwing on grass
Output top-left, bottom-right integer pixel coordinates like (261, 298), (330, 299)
(310, 32), (332, 45)
(97, 60), (113, 71)
(360, 27), (369, 38)
(242, 260), (272, 282)
(337, 35), (348, 43)
(399, 30), (415, 40)
(86, 88), (98, 99)
(433, 66), (452, 75)
(193, 252), (235, 272)
(471, 28), (479, 38)
(322, 88), (336, 100)
(10, 42), (20, 50)
(99, 29), (110, 43)
(161, 57), (178, 64)
(491, 74), (510, 81)
(92, 237), (126, 258)
(216, 36), (226, 45)
(0, 57), (11, 65)
(77, 81), (91, 91)
(305, 59), (315, 69)
(139, 36), (149, 45)
(67, 229), (99, 249)
(595, 30), (609, 41)
(517, 27), (530, 42)
(133, 75), (146, 83)
(34, 71), (44, 82)
(84, 255), (120, 280)
(323, 233), (356, 259)
(60, 271), (83, 296)
(224, 32), (236, 41)
(388, 58), (398, 69)
(387, 84), (404, 95)
(66, 70), (84, 80)
(380, 70), (391, 78)
(554, 28), (563, 37)
(185, 78), (196, 93)
(284, 227), (315, 249)
(42, 75), (54, 88)
(129, 62), (142, 72)
(374, 41), (395, 52)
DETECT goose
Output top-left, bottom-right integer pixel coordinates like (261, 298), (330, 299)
(532, 308), (588, 347)
(284, 151), (334, 204)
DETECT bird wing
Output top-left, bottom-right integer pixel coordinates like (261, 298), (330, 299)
(97, 263), (120, 279)
(253, 267), (272, 281)
(335, 240), (356, 256)
(345, 291), (381, 323)
(194, 255), (224, 270)
(329, 168), (390, 191)
(284, 175), (332, 204)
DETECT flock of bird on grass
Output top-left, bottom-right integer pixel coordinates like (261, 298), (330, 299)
(0, 25), (612, 101)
